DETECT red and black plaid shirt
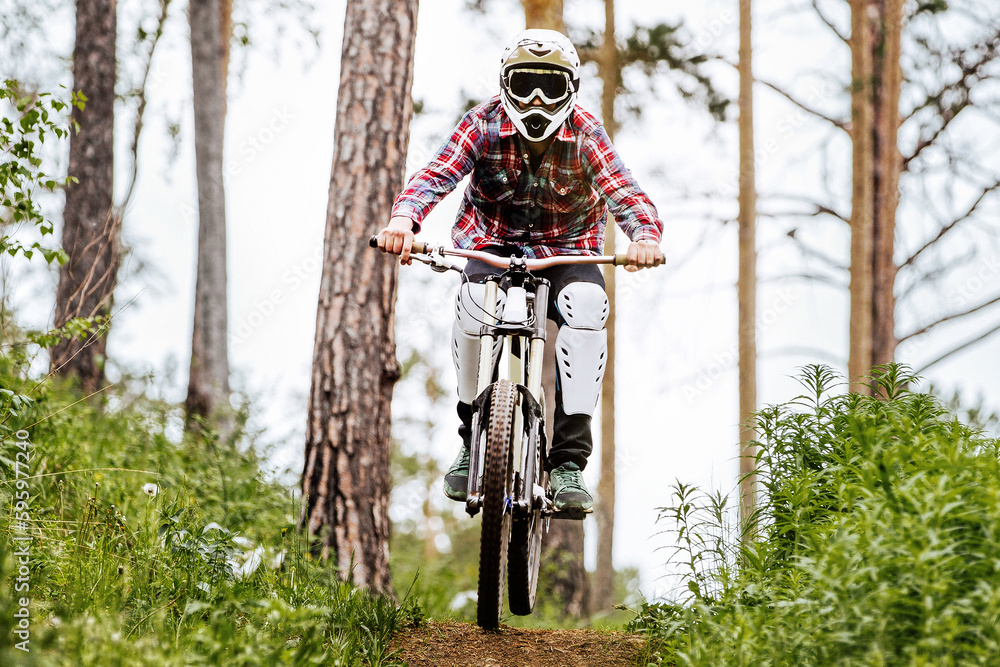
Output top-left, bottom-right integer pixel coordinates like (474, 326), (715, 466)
(391, 96), (662, 259)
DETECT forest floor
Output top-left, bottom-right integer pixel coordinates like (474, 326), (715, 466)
(392, 620), (647, 667)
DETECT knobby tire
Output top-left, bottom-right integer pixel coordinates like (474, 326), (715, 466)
(477, 379), (517, 630)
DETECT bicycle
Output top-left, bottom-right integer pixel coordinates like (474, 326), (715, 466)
(370, 236), (654, 629)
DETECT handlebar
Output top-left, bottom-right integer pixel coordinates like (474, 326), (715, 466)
(368, 236), (662, 271)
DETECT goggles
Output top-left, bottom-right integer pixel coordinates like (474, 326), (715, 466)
(503, 68), (574, 105)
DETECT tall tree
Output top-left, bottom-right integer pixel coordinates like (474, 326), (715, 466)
(300, 0), (418, 596)
(870, 0), (903, 371)
(519, 0), (591, 617)
(185, 0), (232, 425)
(522, 0), (562, 30)
(848, 0), (903, 390)
(593, 0), (618, 615)
(51, 0), (118, 393)
(848, 0), (876, 390)
(737, 0), (758, 538)
(761, 2), (1000, 379)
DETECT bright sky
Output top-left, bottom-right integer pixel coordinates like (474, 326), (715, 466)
(4, 0), (999, 602)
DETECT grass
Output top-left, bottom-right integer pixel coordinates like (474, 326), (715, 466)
(0, 344), (418, 666)
(0, 319), (638, 666)
(630, 364), (1000, 666)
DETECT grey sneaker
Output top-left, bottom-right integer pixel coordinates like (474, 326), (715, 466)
(443, 447), (471, 501)
(550, 462), (593, 513)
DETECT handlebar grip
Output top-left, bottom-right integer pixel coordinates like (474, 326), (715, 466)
(613, 254), (665, 267)
(368, 235), (428, 256)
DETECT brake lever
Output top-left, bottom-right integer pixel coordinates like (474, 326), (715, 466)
(368, 235), (463, 273)
(412, 249), (463, 274)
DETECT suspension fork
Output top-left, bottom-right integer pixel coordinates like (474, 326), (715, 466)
(521, 280), (549, 510)
(525, 280), (549, 402)
(506, 278), (549, 488)
(467, 276), (550, 515)
(466, 278), (501, 516)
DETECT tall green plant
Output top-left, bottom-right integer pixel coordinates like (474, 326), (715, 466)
(634, 364), (1000, 666)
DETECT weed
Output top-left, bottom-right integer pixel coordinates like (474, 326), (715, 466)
(636, 364), (1000, 666)
(0, 337), (416, 665)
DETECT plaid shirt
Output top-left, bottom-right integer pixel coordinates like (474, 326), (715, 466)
(391, 96), (662, 259)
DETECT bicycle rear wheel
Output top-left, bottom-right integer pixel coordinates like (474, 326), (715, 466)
(508, 392), (545, 616)
(476, 379), (517, 630)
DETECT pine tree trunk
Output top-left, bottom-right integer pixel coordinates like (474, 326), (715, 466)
(300, 0), (418, 597)
(848, 0), (876, 391)
(521, 0), (563, 30)
(186, 0), (231, 425)
(849, 0), (902, 388)
(737, 0), (758, 540)
(871, 0), (902, 369)
(592, 0), (617, 616)
(51, 0), (118, 394)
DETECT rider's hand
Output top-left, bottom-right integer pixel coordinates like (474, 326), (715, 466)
(625, 239), (664, 272)
(376, 216), (416, 265)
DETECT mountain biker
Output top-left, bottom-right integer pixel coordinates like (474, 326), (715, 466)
(375, 29), (664, 514)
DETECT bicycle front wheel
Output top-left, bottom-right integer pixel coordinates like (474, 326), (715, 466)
(476, 379), (517, 630)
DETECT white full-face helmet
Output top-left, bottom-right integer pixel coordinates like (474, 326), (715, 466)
(499, 29), (581, 142)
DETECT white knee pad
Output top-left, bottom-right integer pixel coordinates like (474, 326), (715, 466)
(556, 282), (609, 330)
(452, 282), (505, 403)
(554, 282), (609, 416)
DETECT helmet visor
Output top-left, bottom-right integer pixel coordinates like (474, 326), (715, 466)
(504, 68), (572, 105)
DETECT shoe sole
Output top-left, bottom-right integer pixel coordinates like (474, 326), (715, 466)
(551, 507), (592, 520)
(443, 480), (468, 502)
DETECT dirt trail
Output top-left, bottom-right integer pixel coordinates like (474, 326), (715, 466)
(392, 621), (646, 667)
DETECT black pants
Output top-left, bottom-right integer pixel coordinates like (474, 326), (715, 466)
(457, 246), (605, 471)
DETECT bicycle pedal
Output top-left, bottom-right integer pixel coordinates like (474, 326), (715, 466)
(550, 507), (592, 521)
